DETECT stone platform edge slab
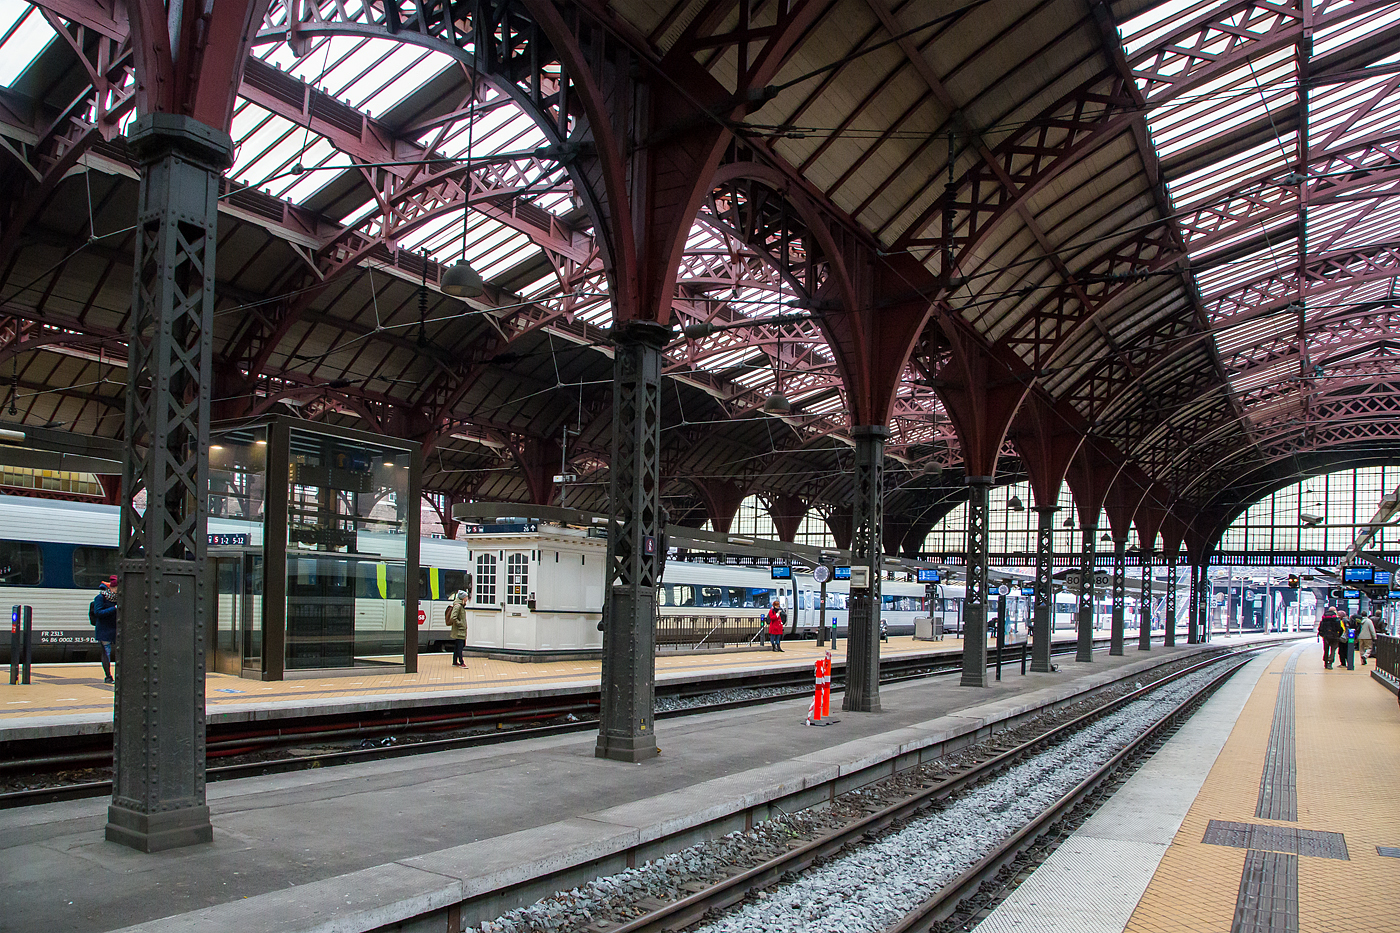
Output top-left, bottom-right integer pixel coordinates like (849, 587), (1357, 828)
(107, 642), (1265, 933)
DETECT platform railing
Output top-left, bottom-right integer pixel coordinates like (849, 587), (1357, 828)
(656, 614), (765, 650)
(1375, 634), (1399, 689)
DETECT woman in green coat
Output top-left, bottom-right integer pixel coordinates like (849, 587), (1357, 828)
(448, 591), (468, 668)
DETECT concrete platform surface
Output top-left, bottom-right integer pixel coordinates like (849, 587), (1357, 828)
(1, 631), (1097, 739)
(0, 637), (1289, 933)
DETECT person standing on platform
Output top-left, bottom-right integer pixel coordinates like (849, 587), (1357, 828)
(1318, 607), (1342, 669)
(1358, 614), (1376, 665)
(90, 575), (118, 684)
(767, 599), (785, 652)
(447, 590), (468, 668)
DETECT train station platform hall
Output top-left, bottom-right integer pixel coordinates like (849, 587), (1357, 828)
(0, 634), (1318, 933)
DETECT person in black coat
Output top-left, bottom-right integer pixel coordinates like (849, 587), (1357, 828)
(91, 575), (119, 684)
(1317, 607), (1342, 669)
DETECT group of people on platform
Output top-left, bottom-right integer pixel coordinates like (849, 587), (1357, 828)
(1316, 606), (1383, 669)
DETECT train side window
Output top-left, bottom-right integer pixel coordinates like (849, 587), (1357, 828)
(385, 564), (406, 600)
(418, 568), (431, 597)
(673, 585), (695, 608)
(354, 563), (378, 598)
(72, 545), (117, 588)
(506, 553), (529, 605)
(440, 570), (467, 596)
(0, 541), (42, 586)
(475, 554), (497, 604)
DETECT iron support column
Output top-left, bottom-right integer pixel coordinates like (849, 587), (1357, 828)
(1110, 538), (1126, 656)
(843, 425), (887, 712)
(107, 114), (232, 852)
(1030, 505), (1056, 672)
(1164, 554), (1178, 647)
(1076, 523), (1097, 662)
(960, 477), (992, 687)
(1198, 563), (1211, 643)
(1138, 544), (1153, 651)
(1187, 561), (1200, 644)
(595, 320), (668, 762)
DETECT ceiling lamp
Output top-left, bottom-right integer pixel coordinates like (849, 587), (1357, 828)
(443, 88), (485, 301)
(441, 260), (484, 298)
(764, 331), (791, 415)
(1006, 494), (1025, 511)
(1100, 532), (1113, 543)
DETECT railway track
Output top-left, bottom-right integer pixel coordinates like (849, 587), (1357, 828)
(561, 647), (1256, 933)
(0, 636), (1116, 809)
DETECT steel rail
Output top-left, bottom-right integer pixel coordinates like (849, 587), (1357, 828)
(597, 648), (1259, 933)
(0, 636), (1133, 808)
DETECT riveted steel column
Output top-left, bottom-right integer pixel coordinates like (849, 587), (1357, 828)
(1110, 537), (1126, 656)
(595, 320), (668, 762)
(1187, 560), (1200, 644)
(1031, 505), (1056, 672)
(1164, 554), (1178, 647)
(960, 477), (992, 687)
(1076, 523), (1096, 662)
(843, 425), (886, 712)
(106, 114), (232, 852)
(1138, 543), (1153, 651)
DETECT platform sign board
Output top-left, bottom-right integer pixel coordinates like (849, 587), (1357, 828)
(770, 565), (792, 580)
(208, 533), (249, 547)
(1373, 570), (1393, 587)
(915, 568), (940, 583)
(1389, 590), (1400, 600)
(1021, 585), (1036, 596)
(1343, 566), (1374, 583)
(1343, 588), (1362, 598)
(834, 566), (851, 580)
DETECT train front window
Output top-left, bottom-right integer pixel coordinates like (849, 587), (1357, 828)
(0, 541), (41, 586)
(72, 545), (117, 588)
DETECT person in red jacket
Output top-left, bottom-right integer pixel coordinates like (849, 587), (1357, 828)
(767, 599), (785, 652)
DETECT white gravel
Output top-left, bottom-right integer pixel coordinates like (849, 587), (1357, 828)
(471, 662), (1226, 933)
(655, 685), (808, 712)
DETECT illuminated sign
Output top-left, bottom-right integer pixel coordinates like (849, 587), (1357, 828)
(915, 568), (940, 583)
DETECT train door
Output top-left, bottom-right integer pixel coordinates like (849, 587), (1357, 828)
(800, 588), (815, 633)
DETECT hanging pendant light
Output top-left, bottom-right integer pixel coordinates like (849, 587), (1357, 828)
(764, 330), (791, 414)
(443, 85), (484, 300)
(441, 260), (484, 298)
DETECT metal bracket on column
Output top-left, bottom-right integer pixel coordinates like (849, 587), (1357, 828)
(596, 319), (669, 762)
(960, 477), (993, 687)
(1031, 505), (1057, 673)
(1110, 538), (1126, 656)
(107, 113), (232, 852)
(843, 425), (887, 713)
(1076, 524), (1097, 662)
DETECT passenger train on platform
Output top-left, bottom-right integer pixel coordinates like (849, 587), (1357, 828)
(0, 495), (1083, 664)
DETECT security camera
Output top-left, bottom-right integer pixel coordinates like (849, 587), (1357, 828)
(1300, 512), (1324, 526)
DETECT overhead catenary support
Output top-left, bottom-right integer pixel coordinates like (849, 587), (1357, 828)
(1110, 537), (1126, 656)
(960, 477), (993, 687)
(595, 320), (669, 762)
(106, 113), (233, 852)
(1138, 542), (1153, 651)
(843, 425), (887, 713)
(1076, 522), (1097, 662)
(1030, 504), (1057, 672)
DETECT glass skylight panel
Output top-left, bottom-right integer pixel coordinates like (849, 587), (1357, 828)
(1216, 314), (1294, 357)
(228, 101), (341, 201)
(258, 34), (450, 117)
(1230, 360), (1293, 394)
(1312, 1), (1400, 57)
(0, 0), (55, 86)
(1166, 138), (1292, 207)
(1119, 0), (1226, 58)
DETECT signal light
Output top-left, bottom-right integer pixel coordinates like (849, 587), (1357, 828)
(1287, 574), (1300, 587)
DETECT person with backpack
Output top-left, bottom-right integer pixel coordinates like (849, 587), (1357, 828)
(1318, 607), (1342, 669)
(1358, 614), (1376, 665)
(447, 590), (468, 668)
(767, 599), (785, 652)
(89, 575), (118, 684)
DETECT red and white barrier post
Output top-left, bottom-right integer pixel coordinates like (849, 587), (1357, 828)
(806, 651), (833, 725)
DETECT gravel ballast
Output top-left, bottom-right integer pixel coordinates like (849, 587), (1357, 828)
(469, 657), (1236, 933)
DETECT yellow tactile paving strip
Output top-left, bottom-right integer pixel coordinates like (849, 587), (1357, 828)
(1125, 643), (1400, 933)
(0, 634), (985, 721)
